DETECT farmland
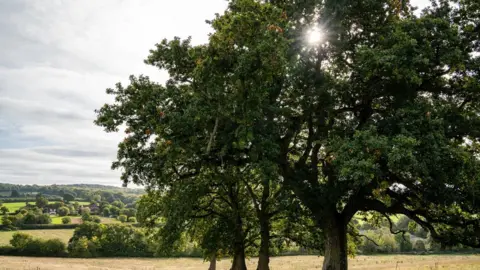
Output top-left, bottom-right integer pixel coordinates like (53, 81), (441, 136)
(0, 255), (479, 270)
(1, 201), (90, 213)
(0, 229), (74, 246)
(51, 216), (121, 224)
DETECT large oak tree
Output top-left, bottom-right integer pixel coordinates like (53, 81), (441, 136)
(96, 0), (480, 269)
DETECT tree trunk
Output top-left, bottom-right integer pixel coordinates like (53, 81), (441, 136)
(208, 254), (217, 270)
(231, 214), (247, 270)
(231, 246), (247, 270)
(257, 218), (270, 270)
(322, 215), (348, 270)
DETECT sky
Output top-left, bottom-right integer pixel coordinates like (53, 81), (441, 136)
(0, 0), (430, 187)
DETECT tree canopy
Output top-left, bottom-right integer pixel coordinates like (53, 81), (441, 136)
(95, 0), (480, 269)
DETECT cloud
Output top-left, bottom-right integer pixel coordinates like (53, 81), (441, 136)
(0, 0), (431, 186)
(0, 0), (228, 186)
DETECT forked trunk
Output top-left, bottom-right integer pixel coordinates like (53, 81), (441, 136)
(322, 215), (348, 270)
(208, 254), (217, 270)
(257, 218), (270, 270)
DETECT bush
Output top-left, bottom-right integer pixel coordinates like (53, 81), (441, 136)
(42, 239), (67, 256)
(81, 213), (92, 222)
(36, 214), (51, 224)
(414, 240), (426, 252)
(10, 232), (33, 250)
(62, 217), (72, 224)
(18, 224), (79, 230)
(395, 233), (413, 252)
(0, 246), (17, 256)
(118, 215), (127, 223)
(58, 207), (70, 217)
(99, 224), (150, 257)
(80, 207), (91, 215)
(102, 208), (110, 217)
(92, 216), (101, 223)
(68, 236), (99, 258)
(127, 217), (137, 223)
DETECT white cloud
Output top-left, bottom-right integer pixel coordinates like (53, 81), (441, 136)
(0, 0), (431, 186)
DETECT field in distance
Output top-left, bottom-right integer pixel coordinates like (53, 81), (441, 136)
(2, 201), (90, 213)
(51, 216), (120, 224)
(0, 229), (74, 246)
(0, 255), (479, 270)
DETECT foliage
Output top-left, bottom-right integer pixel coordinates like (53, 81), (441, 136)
(35, 194), (49, 209)
(68, 236), (99, 258)
(81, 213), (92, 222)
(414, 240), (427, 252)
(95, 0), (480, 269)
(0, 206), (9, 215)
(127, 217), (137, 223)
(394, 233), (413, 252)
(62, 217), (72, 224)
(118, 215), (127, 223)
(58, 207), (70, 217)
(67, 223), (150, 257)
(10, 190), (20, 197)
(92, 216), (102, 223)
(10, 232), (33, 250)
(63, 193), (75, 202)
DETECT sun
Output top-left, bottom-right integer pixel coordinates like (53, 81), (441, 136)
(307, 27), (324, 45)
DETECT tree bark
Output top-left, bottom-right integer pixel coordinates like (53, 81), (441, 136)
(231, 214), (247, 270)
(208, 254), (217, 270)
(257, 217), (270, 270)
(322, 214), (348, 270)
(231, 245), (247, 270)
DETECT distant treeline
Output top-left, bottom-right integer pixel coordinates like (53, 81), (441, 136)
(0, 183), (143, 205)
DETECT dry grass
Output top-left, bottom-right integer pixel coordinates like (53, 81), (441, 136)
(0, 229), (74, 246)
(0, 255), (479, 270)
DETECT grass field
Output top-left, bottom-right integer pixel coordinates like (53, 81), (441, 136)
(51, 216), (121, 224)
(1, 201), (90, 213)
(0, 229), (74, 246)
(0, 255), (478, 269)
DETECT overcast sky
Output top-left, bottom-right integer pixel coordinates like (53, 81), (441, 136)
(0, 0), (430, 187)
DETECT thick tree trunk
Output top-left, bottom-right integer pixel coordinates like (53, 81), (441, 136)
(231, 246), (247, 270)
(231, 214), (247, 270)
(257, 218), (270, 270)
(322, 215), (348, 270)
(208, 254), (217, 270)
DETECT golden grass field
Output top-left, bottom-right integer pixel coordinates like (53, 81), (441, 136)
(0, 229), (74, 246)
(0, 255), (479, 270)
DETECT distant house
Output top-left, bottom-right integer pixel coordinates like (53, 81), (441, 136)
(48, 208), (56, 215)
(89, 203), (100, 214)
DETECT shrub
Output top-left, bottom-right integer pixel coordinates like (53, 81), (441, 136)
(62, 217), (72, 224)
(102, 208), (110, 217)
(92, 216), (101, 223)
(68, 236), (98, 258)
(58, 207), (70, 217)
(80, 207), (91, 215)
(99, 224), (149, 257)
(0, 206), (9, 215)
(395, 233), (413, 252)
(1, 215), (12, 226)
(81, 213), (92, 222)
(414, 240), (426, 252)
(10, 232), (33, 250)
(18, 224), (78, 230)
(128, 217), (137, 223)
(42, 238), (67, 256)
(70, 222), (105, 242)
(118, 215), (127, 223)
(23, 239), (44, 256)
(36, 213), (51, 224)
